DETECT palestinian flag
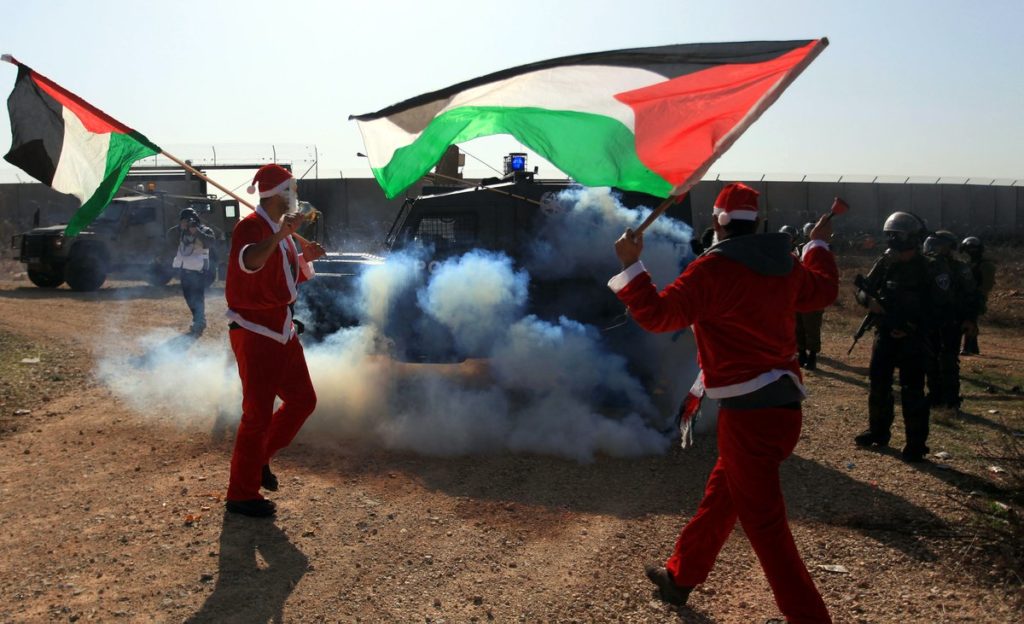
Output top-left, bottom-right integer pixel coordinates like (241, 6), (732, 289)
(3, 55), (159, 236)
(353, 39), (827, 199)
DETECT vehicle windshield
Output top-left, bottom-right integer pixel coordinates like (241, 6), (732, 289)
(93, 202), (127, 224)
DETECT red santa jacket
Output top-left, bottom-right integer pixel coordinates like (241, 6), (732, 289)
(225, 207), (313, 344)
(610, 234), (837, 398)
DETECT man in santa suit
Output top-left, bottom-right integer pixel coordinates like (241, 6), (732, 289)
(610, 183), (837, 623)
(224, 163), (325, 517)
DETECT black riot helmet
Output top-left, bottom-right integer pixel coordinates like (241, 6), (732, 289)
(802, 222), (815, 239)
(179, 207), (199, 223)
(960, 236), (984, 257)
(927, 230), (958, 256)
(882, 211), (926, 252)
(778, 225), (799, 243)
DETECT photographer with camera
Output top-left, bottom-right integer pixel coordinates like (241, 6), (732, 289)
(172, 207), (215, 336)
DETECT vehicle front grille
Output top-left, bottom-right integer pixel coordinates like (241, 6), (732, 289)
(19, 236), (47, 260)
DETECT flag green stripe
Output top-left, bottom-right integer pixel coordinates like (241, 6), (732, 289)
(65, 132), (158, 236)
(371, 106), (673, 199)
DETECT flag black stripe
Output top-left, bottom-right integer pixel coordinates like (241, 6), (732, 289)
(351, 40), (816, 122)
(4, 65), (65, 185)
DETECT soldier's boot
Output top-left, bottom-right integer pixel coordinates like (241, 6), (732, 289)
(854, 430), (890, 448)
(805, 351), (817, 371)
(798, 350), (808, 368)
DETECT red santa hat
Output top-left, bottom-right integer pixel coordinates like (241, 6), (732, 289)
(247, 164), (294, 198)
(712, 182), (760, 226)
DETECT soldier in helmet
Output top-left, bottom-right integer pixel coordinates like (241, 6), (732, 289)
(854, 211), (933, 462)
(796, 222), (825, 370)
(172, 207), (216, 336)
(922, 231), (978, 418)
(959, 236), (996, 355)
(779, 225), (800, 252)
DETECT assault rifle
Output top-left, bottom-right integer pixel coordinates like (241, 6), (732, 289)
(848, 274), (885, 355)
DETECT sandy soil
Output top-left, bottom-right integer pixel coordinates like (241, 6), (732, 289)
(0, 252), (1021, 624)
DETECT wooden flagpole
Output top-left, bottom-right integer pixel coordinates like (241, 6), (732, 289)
(157, 150), (256, 210)
(635, 193), (684, 235)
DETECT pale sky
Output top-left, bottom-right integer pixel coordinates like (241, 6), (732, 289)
(1, 0), (1021, 188)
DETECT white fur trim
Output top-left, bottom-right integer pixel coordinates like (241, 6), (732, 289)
(801, 238), (830, 259)
(713, 207), (757, 223)
(259, 178), (293, 198)
(703, 369), (807, 400)
(246, 185), (256, 194)
(607, 261), (647, 293)
(238, 243), (262, 273)
(225, 308), (296, 345)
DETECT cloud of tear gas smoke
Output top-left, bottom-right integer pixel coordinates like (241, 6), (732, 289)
(417, 251), (528, 355)
(98, 188), (704, 462)
(525, 187), (694, 287)
(96, 329), (241, 428)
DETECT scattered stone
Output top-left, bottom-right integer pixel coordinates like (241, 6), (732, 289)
(14, 409), (31, 416)
(987, 466), (1007, 475)
(933, 451), (951, 460)
(818, 564), (849, 574)
(987, 409), (1000, 415)
(199, 573), (214, 583)
(20, 357), (40, 364)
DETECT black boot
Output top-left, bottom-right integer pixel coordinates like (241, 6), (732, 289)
(644, 564), (693, 606)
(805, 351), (817, 371)
(261, 465), (279, 491)
(854, 430), (889, 447)
(226, 498), (276, 517)
(798, 350), (808, 368)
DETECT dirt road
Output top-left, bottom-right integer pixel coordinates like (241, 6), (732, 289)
(0, 261), (1021, 623)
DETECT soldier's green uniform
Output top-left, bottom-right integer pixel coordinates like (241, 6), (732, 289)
(923, 232), (978, 413)
(855, 212), (934, 462)
(960, 237), (996, 355)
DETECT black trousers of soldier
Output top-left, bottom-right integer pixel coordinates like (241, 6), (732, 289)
(868, 332), (930, 456)
(926, 322), (962, 409)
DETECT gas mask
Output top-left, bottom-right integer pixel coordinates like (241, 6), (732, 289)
(885, 231), (918, 252)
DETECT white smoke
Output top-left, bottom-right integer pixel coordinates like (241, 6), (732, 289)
(525, 187), (694, 286)
(98, 188), (703, 462)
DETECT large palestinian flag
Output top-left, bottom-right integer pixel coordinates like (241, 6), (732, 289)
(3, 55), (160, 236)
(353, 39), (827, 199)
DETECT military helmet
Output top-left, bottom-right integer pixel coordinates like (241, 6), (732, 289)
(882, 211), (925, 251)
(179, 207), (199, 221)
(778, 225), (799, 240)
(802, 222), (815, 238)
(935, 230), (958, 247)
(882, 211), (924, 235)
(960, 236), (983, 254)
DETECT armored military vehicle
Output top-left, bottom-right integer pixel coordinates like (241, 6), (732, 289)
(303, 156), (691, 346)
(11, 192), (240, 291)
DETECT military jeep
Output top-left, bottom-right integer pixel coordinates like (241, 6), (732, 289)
(11, 193), (240, 291)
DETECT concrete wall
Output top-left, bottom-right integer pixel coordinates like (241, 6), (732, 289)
(689, 181), (1024, 242)
(4, 177), (1021, 259)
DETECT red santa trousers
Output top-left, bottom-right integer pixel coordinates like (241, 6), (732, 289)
(227, 329), (316, 501)
(666, 406), (831, 624)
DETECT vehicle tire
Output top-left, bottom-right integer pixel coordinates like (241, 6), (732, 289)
(65, 255), (107, 291)
(27, 266), (65, 288)
(146, 263), (173, 287)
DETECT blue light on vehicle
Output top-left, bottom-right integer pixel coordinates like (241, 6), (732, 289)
(504, 152), (528, 175)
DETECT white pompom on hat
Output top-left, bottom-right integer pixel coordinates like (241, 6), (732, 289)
(247, 164), (294, 198)
(712, 182), (760, 226)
